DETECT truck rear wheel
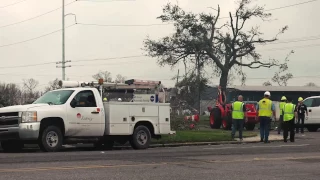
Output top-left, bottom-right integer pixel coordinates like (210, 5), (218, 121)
(307, 126), (318, 132)
(130, 125), (151, 150)
(39, 126), (63, 152)
(1, 140), (24, 153)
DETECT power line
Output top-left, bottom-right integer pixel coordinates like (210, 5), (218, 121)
(259, 43), (320, 52)
(265, 0), (319, 11)
(0, 0), (28, 9)
(0, 0), (76, 29)
(77, 22), (170, 27)
(77, 0), (135, 2)
(219, 0), (319, 19)
(0, 62), (56, 69)
(0, 55), (145, 69)
(77, 0), (319, 27)
(264, 35), (320, 45)
(72, 59), (148, 67)
(69, 55), (146, 62)
(0, 24), (76, 48)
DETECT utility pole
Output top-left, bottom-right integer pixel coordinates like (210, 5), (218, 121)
(176, 69), (179, 85)
(62, 0), (65, 80)
(195, 51), (201, 114)
(56, 0), (74, 79)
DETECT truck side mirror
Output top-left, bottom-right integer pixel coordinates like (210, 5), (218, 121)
(70, 99), (77, 108)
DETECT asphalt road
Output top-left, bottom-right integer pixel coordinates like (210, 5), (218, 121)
(0, 132), (320, 180)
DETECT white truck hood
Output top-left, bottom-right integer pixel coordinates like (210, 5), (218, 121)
(0, 104), (49, 113)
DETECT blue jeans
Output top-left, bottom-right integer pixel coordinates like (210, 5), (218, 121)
(231, 119), (244, 139)
(259, 116), (271, 142)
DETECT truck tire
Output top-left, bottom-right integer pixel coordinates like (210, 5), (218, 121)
(130, 125), (151, 150)
(38, 126), (63, 152)
(307, 126), (318, 132)
(1, 140), (24, 153)
(245, 123), (255, 131)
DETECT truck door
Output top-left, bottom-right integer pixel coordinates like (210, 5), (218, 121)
(310, 98), (320, 124)
(67, 90), (104, 137)
(303, 98), (314, 123)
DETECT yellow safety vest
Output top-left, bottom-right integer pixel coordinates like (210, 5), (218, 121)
(283, 103), (296, 121)
(258, 98), (273, 117)
(232, 101), (245, 119)
(279, 102), (286, 115)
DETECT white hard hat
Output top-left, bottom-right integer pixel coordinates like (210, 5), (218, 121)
(264, 91), (271, 96)
(118, 98), (122, 101)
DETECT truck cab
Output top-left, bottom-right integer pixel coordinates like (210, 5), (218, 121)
(0, 79), (173, 152)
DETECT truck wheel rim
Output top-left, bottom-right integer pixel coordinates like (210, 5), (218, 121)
(136, 130), (147, 145)
(46, 131), (58, 148)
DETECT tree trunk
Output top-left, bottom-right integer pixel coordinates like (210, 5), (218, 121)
(219, 70), (229, 104)
(220, 70), (229, 90)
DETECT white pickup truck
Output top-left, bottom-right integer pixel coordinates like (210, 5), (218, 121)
(0, 80), (173, 152)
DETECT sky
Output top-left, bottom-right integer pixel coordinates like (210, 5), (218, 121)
(0, 0), (319, 91)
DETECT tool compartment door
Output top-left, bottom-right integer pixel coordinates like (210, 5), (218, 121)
(158, 105), (171, 134)
(105, 104), (130, 135)
(129, 104), (159, 134)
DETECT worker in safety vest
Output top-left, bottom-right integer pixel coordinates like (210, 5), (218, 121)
(277, 96), (287, 134)
(256, 91), (276, 143)
(231, 95), (247, 141)
(282, 97), (297, 142)
(295, 97), (308, 134)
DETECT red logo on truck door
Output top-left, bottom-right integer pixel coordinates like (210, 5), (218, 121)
(77, 113), (81, 118)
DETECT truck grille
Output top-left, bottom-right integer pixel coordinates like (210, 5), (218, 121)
(0, 112), (19, 128)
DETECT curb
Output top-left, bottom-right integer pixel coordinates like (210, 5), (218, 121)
(150, 139), (284, 148)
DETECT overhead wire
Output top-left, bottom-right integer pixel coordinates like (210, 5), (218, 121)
(0, 0), (28, 9)
(0, 0), (77, 29)
(0, 0), (318, 70)
(0, 23), (76, 48)
(77, 22), (171, 27)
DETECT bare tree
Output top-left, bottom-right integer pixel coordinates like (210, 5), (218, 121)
(115, 74), (126, 83)
(44, 78), (61, 92)
(262, 51), (294, 86)
(22, 78), (40, 104)
(0, 83), (23, 106)
(23, 78), (39, 93)
(305, 82), (317, 87)
(143, 0), (291, 98)
(263, 81), (272, 86)
(92, 71), (113, 82)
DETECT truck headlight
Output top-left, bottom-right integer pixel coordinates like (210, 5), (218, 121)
(21, 111), (37, 123)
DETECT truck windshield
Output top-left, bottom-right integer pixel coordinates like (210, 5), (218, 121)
(33, 90), (74, 105)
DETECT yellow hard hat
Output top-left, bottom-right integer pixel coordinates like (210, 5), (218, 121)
(103, 97), (107, 101)
(298, 97), (303, 101)
(281, 96), (287, 100)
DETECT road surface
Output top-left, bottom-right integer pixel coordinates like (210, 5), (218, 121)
(0, 132), (319, 180)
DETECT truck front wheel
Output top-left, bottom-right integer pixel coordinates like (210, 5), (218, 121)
(39, 126), (63, 152)
(1, 140), (24, 153)
(130, 125), (151, 150)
